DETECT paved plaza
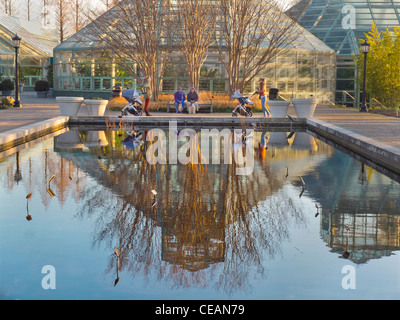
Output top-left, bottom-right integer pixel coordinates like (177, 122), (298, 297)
(1, 92), (399, 151)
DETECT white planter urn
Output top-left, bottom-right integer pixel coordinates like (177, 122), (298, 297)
(292, 98), (318, 118)
(291, 132), (318, 151)
(56, 97), (84, 116)
(84, 99), (108, 116)
(267, 132), (289, 148)
(267, 100), (290, 118)
(85, 131), (109, 147)
(54, 129), (84, 150)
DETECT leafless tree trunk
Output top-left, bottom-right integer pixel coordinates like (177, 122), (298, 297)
(72, 0), (93, 33)
(86, 0), (172, 100)
(99, 0), (119, 12)
(25, 0), (32, 20)
(171, 0), (217, 90)
(3, 0), (18, 16)
(218, 0), (305, 95)
(54, 0), (72, 42)
(41, 0), (50, 25)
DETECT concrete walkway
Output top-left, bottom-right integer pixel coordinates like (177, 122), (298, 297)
(1, 92), (400, 151)
(0, 93), (60, 133)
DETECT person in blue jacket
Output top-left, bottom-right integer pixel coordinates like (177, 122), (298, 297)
(174, 87), (186, 113)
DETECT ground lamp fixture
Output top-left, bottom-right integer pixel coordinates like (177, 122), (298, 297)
(360, 40), (370, 112)
(12, 34), (22, 108)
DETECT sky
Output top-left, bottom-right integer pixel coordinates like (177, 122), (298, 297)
(10, 0), (296, 27)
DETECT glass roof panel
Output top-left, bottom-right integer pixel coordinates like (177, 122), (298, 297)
(289, 0), (400, 56)
(54, 3), (334, 54)
(0, 12), (57, 56)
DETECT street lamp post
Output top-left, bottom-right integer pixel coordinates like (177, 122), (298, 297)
(360, 40), (370, 112)
(12, 34), (22, 108)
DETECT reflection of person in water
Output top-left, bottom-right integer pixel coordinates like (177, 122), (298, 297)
(257, 132), (268, 160)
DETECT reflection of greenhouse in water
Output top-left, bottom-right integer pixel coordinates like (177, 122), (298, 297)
(51, 129), (331, 273)
(322, 213), (400, 264)
(305, 152), (400, 264)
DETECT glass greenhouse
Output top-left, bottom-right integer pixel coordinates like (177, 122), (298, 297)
(290, 0), (400, 106)
(53, 2), (336, 102)
(0, 12), (57, 89)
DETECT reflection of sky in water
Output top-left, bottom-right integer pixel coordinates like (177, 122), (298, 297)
(0, 129), (399, 300)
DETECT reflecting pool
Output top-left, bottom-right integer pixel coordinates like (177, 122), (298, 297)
(0, 128), (399, 300)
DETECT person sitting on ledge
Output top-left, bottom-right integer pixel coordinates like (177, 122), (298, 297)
(174, 87), (186, 113)
(187, 87), (199, 114)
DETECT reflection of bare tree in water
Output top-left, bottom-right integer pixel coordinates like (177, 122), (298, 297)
(74, 130), (306, 294)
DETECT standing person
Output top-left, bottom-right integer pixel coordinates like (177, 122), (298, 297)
(174, 87), (186, 113)
(187, 87), (199, 114)
(141, 76), (152, 116)
(258, 78), (271, 117)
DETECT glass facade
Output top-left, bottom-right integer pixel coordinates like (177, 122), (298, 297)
(53, 2), (336, 101)
(0, 12), (57, 89)
(290, 0), (400, 106)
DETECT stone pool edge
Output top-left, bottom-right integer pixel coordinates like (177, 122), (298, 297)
(1, 115), (399, 177)
(306, 118), (400, 176)
(0, 116), (69, 153)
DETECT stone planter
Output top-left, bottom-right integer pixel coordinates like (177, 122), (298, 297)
(85, 131), (109, 147)
(291, 98), (317, 118)
(54, 130), (84, 151)
(84, 99), (108, 116)
(291, 132), (318, 151)
(56, 96), (84, 116)
(1, 90), (12, 96)
(267, 100), (290, 118)
(267, 132), (289, 148)
(36, 91), (48, 98)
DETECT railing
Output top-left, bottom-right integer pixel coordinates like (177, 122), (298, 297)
(54, 76), (137, 92)
(1, 75), (45, 87)
(371, 98), (387, 109)
(341, 91), (355, 107)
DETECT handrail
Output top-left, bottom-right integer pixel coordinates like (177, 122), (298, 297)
(342, 91), (355, 101)
(371, 98), (387, 109)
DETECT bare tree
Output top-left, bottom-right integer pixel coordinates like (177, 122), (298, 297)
(86, 0), (172, 100)
(25, 0), (32, 20)
(41, 0), (51, 25)
(171, 0), (217, 89)
(101, 0), (119, 12)
(54, 0), (73, 42)
(72, 0), (94, 33)
(218, 0), (305, 95)
(2, 0), (18, 15)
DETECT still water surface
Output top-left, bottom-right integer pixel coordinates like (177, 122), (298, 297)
(0, 128), (399, 300)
